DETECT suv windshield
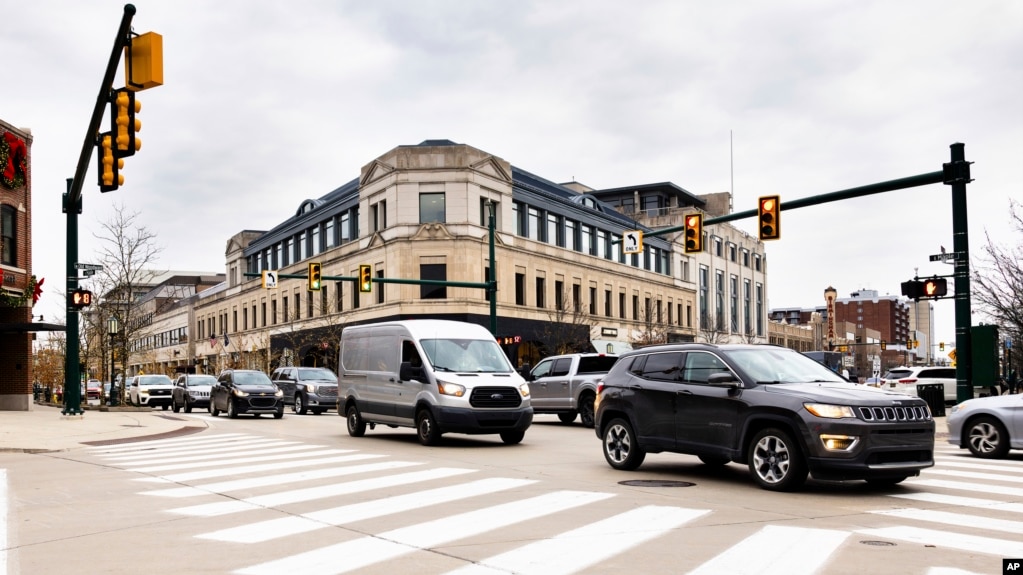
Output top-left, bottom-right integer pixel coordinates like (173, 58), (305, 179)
(722, 347), (847, 384)
(233, 371), (272, 385)
(298, 368), (337, 381)
(136, 375), (172, 386)
(184, 375), (217, 386)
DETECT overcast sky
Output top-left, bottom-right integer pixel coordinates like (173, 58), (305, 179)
(6, 0), (1021, 348)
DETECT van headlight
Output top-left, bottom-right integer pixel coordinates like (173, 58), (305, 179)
(438, 381), (465, 397)
(804, 403), (855, 419)
(519, 383), (530, 397)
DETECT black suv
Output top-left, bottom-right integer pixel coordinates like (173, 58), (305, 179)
(594, 343), (935, 491)
(269, 366), (338, 415)
(210, 370), (284, 419)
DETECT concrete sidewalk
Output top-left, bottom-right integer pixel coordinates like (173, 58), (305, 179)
(0, 403), (209, 453)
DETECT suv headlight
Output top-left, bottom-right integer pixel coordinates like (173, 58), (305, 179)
(305, 384), (317, 394)
(438, 381), (465, 397)
(275, 388), (284, 397)
(232, 388), (249, 397)
(804, 403), (855, 419)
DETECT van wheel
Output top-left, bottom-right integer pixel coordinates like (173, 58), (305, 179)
(557, 412), (577, 424)
(347, 405), (366, 437)
(500, 430), (525, 445)
(748, 427), (808, 491)
(416, 409), (442, 446)
(578, 392), (596, 428)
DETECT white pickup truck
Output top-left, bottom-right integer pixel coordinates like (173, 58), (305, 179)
(525, 353), (618, 427)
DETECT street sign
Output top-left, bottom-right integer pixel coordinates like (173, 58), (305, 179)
(75, 263), (104, 271)
(948, 348), (957, 361)
(928, 252), (960, 262)
(261, 270), (278, 289)
(623, 230), (643, 254)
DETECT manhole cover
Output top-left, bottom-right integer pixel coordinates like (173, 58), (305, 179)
(618, 480), (695, 488)
(859, 540), (897, 546)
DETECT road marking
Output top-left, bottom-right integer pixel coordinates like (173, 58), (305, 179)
(98, 439), (302, 461)
(235, 490), (613, 575)
(871, 507), (1023, 533)
(890, 491), (1023, 513)
(685, 525), (848, 575)
(909, 478), (1023, 497)
(199, 477), (533, 542)
(135, 453), (380, 483)
(934, 456), (1023, 471)
(87, 433), (254, 453)
(143, 459), (416, 498)
(856, 526), (1023, 557)
(171, 467), (476, 517)
(445, 505), (709, 575)
(924, 468), (1023, 483)
(125, 448), (354, 473)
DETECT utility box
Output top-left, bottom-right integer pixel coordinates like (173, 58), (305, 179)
(971, 324), (1000, 393)
(916, 383), (945, 417)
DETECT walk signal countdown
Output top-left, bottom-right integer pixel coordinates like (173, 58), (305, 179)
(69, 288), (93, 310)
(684, 213), (703, 253)
(758, 195), (780, 241)
(359, 264), (372, 293)
(308, 262), (322, 291)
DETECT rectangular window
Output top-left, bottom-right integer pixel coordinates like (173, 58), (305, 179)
(295, 293), (301, 320)
(528, 207), (540, 241)
(729, 243), (737, 262)
(353, 276), (361, 309)
(271, 299), (278, 325)
(742, 249), (750, 267)
(554, 280), (564, 310)
(535, 277), (546, 308)
(547, 213), (559, 245)
(243, 307), (248, 330)
(565, 220), (577, 251)
(340, 213), (351, 243)
(611, 234), (622, 263)
(596, 230), (607, 259)
(730, 275), (738, 332)
(480, 198), (498, 227)
(619, 292), (626, 319)
(573, 284), (582, 313)
(589, 286), (597, 314)
(754, 254), (762, 272)
(275, 244), (282, 269)
(744, 279), (752, 337)
(325, 219), (336, 248)
(581, 225), (594, 255)
(515, 273), (526, 305)
(632, 294), (639, 320)
(756, 283), (764, 335)
(376, 269), (385, 304)
(298, 231), (307, 261)
(699, 266), (709, 329)
(715, 271), (724, 330)
(421, 264), (447, 299)
(319, 285), (326, 316)
(282, 296), (289, 322)
(232, 310), (237, 332)
(260, 303), (265, 327)
(420, 193), (446, 223)
(311, 226), (320, 255)
(604, 289), (612, 317)
(336, 281), (343, 312)
(372, 200), (387, 232)
(1, 206), (15, 266)
(714, 237), (723, 258)
(306, 290), (313, 317)
(514, 202), (523, 236)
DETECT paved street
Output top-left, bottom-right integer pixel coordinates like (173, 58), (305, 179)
(2, 410), (1021, 574)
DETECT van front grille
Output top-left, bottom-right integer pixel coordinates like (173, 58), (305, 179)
(469, 386), (522, 408)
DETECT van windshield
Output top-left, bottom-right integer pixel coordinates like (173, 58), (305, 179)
(420, 338), (514, 373)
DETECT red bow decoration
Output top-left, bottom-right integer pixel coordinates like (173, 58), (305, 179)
(32, 277), (44, 305)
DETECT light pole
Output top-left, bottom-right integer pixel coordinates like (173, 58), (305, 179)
(108, 315), (119, 406)
(487, 199), (497, 336)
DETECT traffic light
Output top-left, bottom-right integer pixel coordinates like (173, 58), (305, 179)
(684, 213), (703, 253)
(69, 288), (93, 310)
(308, 262), (322, 291)
(921, 278), (947, 298)
(939, 342), (945, 351)
(880, 340), (887, 351)
(906, 339), (913, 349)
(96, 133), (123, 192)
(757, 195), (780, 241)
(359, 264), (372, 293)
(112, 89), (141, 157)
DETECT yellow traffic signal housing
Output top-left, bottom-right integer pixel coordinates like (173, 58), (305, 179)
(939, 342), (945, 351)
(359, 265), (372, 293)
(125, 32), (164, 91)
(112, 89), (141, 157)
(757, 195), (781, 241)
(684, 213), (703, 253)
(308, 262), (322, 291)
(69, 288), (93, 309)
(96, 133), (123, 192)
(880, 340), (887, 351)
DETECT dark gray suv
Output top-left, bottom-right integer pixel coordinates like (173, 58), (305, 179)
(594, 343), (935, 491)
(270, 366), (338, 415)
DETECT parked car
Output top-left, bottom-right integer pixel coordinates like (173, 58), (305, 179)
(594, 343), (935, 491)
(882, 366), (999, 404)
(172, 374), (217, 413)
(270, 366), (338, 415)
(209, 369), (284, 419)
(946, 393), (1023, 458)
(526, 353), (618, 427)
(86, 379), (102, 401)
(128, 374), (175, 409)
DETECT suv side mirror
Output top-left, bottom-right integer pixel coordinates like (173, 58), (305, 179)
(708, 372), (740, 387)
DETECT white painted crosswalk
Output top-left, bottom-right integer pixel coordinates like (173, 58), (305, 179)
(80, 433), (1023, 574)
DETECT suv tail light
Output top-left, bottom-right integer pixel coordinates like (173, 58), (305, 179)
(897, 378), (918, 384)
(596, 382), (605, 394)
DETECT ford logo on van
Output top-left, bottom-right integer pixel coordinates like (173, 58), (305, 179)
(491, 393), (505, 401)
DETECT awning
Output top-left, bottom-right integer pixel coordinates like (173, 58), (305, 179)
(591, 339), (633, 355)
(0, 322), (67, 334)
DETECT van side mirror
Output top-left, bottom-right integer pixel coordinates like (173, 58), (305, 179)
(400, 362), (424, 382)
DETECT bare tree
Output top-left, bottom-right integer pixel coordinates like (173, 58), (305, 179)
(973, 199), (1023, 376)
(538, 285), (591, 355)
(631, 299), (667, 348)
(698, 310), (728, 344)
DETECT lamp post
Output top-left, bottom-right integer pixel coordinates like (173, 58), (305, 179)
(486, 199), (497, 336)
(108, 315), (119, 406)
(824, 286), (837, 351)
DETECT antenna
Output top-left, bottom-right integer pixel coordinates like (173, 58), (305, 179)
(729, 130), (734, 213)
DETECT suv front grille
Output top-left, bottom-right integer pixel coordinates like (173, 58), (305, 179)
(858, 405), (931, 422)
(469, 386), (522, 408)
(318, 387), (338, 398)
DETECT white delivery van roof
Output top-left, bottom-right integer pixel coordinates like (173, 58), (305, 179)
(343, 319), (495, 341)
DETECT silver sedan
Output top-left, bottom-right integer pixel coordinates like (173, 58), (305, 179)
(946, 393), (1023, 458)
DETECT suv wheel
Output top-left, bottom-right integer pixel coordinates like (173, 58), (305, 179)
(184, 400), (193, 414)
(500, 430), (525, 445)
(578, 392), (596, 428)
(557, 412), (577, 424)
(227, 398), (239, 419)
(602, 418), (645, 470)
(293, 394), (307, 415)
(748, 427), (808, 491)
(966, 415), (1010, 459)
(209, 400), (219, 417)
(172, 398), (181, 413)
(416, 408), (442, 446)
(346, 404), (366, 437)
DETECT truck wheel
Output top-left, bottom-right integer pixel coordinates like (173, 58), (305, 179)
(500, 430), (525, 444)
(416, 408), (442, 446)
(578, 392), (596, 428)
(748, 427), (808, 491)
(602, 418), (645, 470)
(557, 412), (577, 424)
(346, 404), (366, 437)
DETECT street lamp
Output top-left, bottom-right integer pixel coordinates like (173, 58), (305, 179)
(108, 315), (119, 406)
(824, 286), (837, 351)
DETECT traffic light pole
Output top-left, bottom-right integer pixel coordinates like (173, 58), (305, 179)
(62, 4), (136, 416)
(946, 143), (973, 403)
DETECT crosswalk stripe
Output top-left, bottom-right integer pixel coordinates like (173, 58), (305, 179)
(126, 448), (354, 473)
(99, 439), (301, 461)
(107, 443), (326, 467)
(908, 479), (1023, 498)
(171, 467), (476, 517)
(890, 492), (1023, 513)
(199, 477), (533, 543)
(234, 490), (613, 575)
(920, 468), (1023, 484)
(143, 459), (417, 498)
(685, 525), (848, 575)
(870, 508), (1023, 533)
(934, 457), (1023, 471)
(135, 453), (380, 483)
(444, 505), (709, 575)
(86, 433), (253, 452)
(855, 526), (1023, 557)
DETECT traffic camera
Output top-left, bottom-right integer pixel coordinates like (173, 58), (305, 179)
(308, 262), (322, 291)
(758, 195), (780, 241)
(684, 213), (703, 253)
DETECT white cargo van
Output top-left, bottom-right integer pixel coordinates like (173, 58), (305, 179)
(338, 320), (532, 445)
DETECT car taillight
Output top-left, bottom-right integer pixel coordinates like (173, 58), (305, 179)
(596, 382), (605, 394)
(898, 378), (918, 384)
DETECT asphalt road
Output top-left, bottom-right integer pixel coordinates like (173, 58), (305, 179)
(3, 411), (1020, 575)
